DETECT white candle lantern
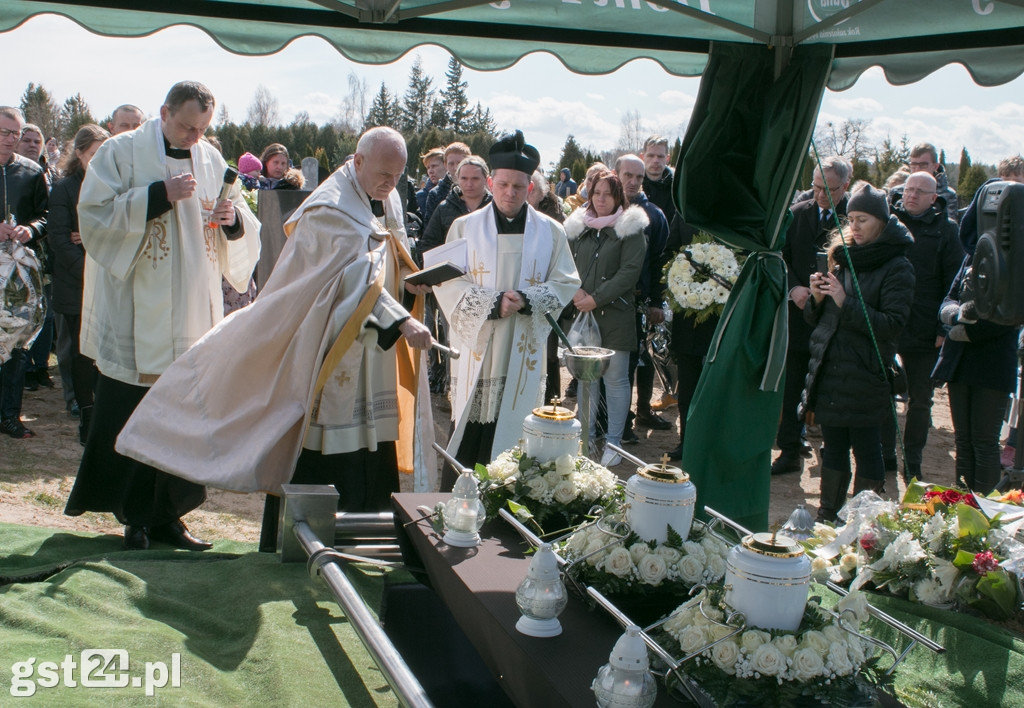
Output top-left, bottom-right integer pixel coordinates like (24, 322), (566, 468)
(442, 470), (486, 547)
(592, 625), (658, 708)
(514, 542), (568, 637)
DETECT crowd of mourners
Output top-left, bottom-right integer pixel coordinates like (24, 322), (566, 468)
(3, 94), (1024, 532)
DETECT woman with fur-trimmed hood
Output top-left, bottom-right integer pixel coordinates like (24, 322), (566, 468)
(563, 170), (648, 466)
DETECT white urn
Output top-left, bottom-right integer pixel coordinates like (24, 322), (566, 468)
(724, 532), (811, 632)
(624, 460), (696, 544)
(522, 398), (581, 464)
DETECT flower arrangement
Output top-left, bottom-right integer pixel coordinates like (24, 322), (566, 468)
(475, 447), (621, 533)
(663, 232), (743, 323)
(656, 586), (887, 707)
(558, 518), (729, 599)
(0, 241), (45, 364)
(804, 484), (1023, 620)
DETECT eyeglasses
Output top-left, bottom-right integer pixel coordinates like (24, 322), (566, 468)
(0, 128), (23, 139)
(903, 188), (936, 196)
(812, 183), (842, 193)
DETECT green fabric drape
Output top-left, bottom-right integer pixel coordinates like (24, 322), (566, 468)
(678, 42), (833, 531)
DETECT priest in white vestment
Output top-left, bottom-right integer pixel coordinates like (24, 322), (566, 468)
(114, 127), (436, 549)
(434, 131), (580, 487)
(64, 82), (261, 551)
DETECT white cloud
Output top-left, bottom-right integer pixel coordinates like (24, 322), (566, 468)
(586, 93), (605, 101)
(828, 96), (883, 113)
(485, 94), (619, 165)
(658, 89), (695, 107)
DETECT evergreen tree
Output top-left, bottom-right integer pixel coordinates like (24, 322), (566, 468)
(958, 148), (971, 190)
(438, 57), (470, 133)
(467, 102), (498, 137)
(401, 56), (435, 134)
(959, 164), (989, 204)
(19, 83), (62, 142)
(364, 83), (401, 130)
(557, 135), (586, 173)
(60, 94), (96, 141)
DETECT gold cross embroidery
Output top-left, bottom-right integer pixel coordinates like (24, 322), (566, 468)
(334, 369), (352, 388)
(469, 252), (490, 285)
(525, 258), (543, 287)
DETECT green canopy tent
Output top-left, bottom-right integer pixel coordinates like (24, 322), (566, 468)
(6, 0), (1022, 530)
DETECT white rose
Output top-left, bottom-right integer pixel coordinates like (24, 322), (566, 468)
(677, 625), (708, 655)
(555, 454), (575, 475)
(799, 630), (830, 657)
(543, 469), (564, 487)
(552, 480), (578, 505)
(836, 590), (871, 625)
(487, 457), (519, 482)
(637, 553), (668, 586)
(654, 545), (682, 565)
(705, 554), (727, 582)
(845, 635), (868, 665)
(524, 476), (550, 501)
(604, 547), (634, 577)
(710, 640), (740, 675)
(839, 551), (860, 574)
(790, 647), (826, 682)
(701, 534), (730, 558)
(813, 523), (838, 542)
(584, 537), (609, 566)
(740, 630), (770, 654)
(682, 541), (707, 564)
(810, 556), (830, 579)
(828, 643), (854, 676)
(629, 543), (651, 565)
(821, 625), (846, 646)
(750, 643), (787, 677)
(678, 554), (704, 584)
(565, 529), (589, 554)
(772, 634), (799, 658)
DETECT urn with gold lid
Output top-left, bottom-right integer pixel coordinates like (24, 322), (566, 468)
(522, 397), (582, 464)
(624, 457), (696, 544)
(724, 532), (811, 632)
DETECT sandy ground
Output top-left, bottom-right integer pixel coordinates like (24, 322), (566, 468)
(0, 362), (960, 545)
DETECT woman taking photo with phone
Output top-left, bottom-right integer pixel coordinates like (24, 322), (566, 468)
(800, 184), (915, 521)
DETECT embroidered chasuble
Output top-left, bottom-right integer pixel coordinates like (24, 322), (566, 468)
(435, 203), (580, 463)
(116, 161), (437, 494)
(78, 117), (260, 385)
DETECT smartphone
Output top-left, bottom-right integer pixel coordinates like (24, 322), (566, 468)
(815, 252), (829, 275)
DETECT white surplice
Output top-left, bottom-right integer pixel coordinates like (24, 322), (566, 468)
(78, 117), (261, 385)
(116, 162), (437, 494)
(434, 204), (580, 462)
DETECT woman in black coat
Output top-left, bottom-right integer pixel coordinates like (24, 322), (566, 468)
(932, 179), (1020, 494)
(48, 124), (109, 444)
(800, 184), (915, 521)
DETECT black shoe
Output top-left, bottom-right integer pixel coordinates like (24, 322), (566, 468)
(34, 370), (55, 388)
(124, 525), (150, 550)
(884, 457), (898, 473)
(69, 401), (81, 419)
(904, 463), (921, 483)
(666, 445), (682, 461)
(23, 375), (39, 391)
(564, 380), (578, 399)
(770, 456), (802, 476)
(0, 418), (35, 439)
(621, 428), (640, 445)
(636, 411), (672, 431)
(150, 519), (212, 551)
(799, 442), (814, 459)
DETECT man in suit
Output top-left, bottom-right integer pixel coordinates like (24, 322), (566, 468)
(773, 155), (851, 475)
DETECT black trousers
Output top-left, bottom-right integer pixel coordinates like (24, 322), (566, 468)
(65, 374), (205, 526)
(948, 381), (1008, 494)
(881, 348), (939, 465)
(776, 347), (811, 458)
(57, 313), (98, 409)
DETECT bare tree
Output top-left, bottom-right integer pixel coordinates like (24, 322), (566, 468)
(616, 109), (647, 155)
(245, 84), (280, 127)
(813, 118), (872, 161)
(336, 71), (369, 133)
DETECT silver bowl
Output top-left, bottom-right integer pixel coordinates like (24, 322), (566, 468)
(562, 346), (614, 381)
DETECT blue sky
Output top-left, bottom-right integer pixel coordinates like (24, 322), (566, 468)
(4, 14), (1022, 171)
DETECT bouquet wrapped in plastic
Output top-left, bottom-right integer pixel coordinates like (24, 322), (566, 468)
(0, 240), (45, 363)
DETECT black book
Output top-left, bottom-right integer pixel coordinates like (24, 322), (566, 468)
(404, 261), (466, 287)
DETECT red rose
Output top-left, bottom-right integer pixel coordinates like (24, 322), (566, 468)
(860, 531), (876, 552)
(972, 550), (999, 576)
